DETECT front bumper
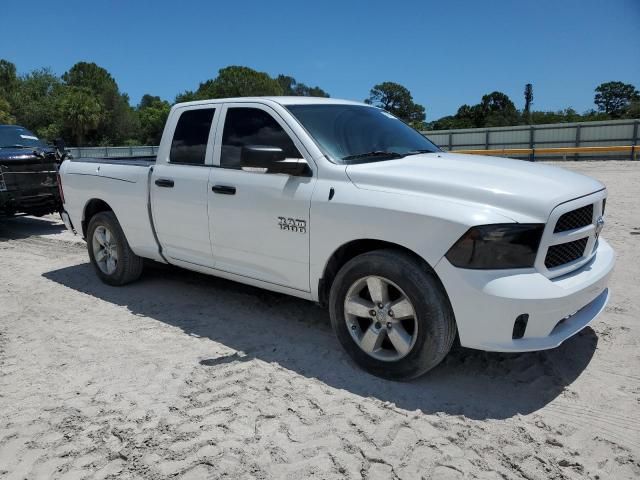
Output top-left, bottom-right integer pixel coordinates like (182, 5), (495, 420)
(0, 189), (60, 215)
(435, 237), (615, 352)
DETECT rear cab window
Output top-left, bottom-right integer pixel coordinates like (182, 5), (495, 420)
(169, 108), (215, 165)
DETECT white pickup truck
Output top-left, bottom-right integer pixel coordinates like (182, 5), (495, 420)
(59, 97), (615, 379)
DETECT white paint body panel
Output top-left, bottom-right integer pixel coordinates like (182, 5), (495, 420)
(151, 163), (214, 267)
(58, 96), (615, 353)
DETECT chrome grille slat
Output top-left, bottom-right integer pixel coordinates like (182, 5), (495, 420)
(537, 196), (605, 277)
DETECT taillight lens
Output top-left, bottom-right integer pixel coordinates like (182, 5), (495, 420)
(56, 172), (65, 204)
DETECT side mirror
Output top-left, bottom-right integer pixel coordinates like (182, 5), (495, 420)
(53, 138), (69, 161)
(240, 145), (310, 176)
(240, 145), (285, 167)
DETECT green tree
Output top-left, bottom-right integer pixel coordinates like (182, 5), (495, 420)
(137, 94), (171, 144)
(365, 81), (426, 128)
(10, 68), (62, 136)
(429, 92), (519, 129)
(594, 81), (640, 118)
(0, 59), (18, 99)
(0, 97), (15, 124)
(63, 62), (118, 97)
(276, 75), (329, 97)
(195, 66), (283, 99)
(479, 91), (519, 127)
(57, 86), (103, 145)
(0, 60), (18, 125)
(63, 62), (138, 144)
(174, 90), (199, 103)
(625, 100), (640, 119)
(453, 104), (483, 128)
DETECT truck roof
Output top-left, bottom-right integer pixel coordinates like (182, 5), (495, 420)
(174, 96), (370, 108)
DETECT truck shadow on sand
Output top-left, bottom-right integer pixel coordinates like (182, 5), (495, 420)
(0, 215), (67, 241)
(43, 262), (598, 421)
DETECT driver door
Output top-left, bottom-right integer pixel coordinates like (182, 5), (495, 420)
(207, 103), (315, 291)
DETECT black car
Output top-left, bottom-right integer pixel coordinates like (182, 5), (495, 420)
(0, 125), (63, 217)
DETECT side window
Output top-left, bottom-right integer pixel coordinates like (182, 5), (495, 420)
(169, 108), (215, 165)
(221, 108), (302, 169)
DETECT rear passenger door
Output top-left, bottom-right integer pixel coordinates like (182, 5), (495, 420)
(207, 103), (316, 291)
(151, 106), (219, 267)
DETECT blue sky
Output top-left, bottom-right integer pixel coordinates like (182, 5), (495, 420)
(2, 0), (639, 120)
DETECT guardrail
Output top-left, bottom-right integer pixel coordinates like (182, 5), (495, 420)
(422, 118), (639, 160)
(455, 145), (638, 161)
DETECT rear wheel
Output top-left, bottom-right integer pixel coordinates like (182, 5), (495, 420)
(329, 249), (456, 380)
(87, 211), (143, 286)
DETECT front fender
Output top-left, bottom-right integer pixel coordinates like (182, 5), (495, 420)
(309, 179), (515, 301)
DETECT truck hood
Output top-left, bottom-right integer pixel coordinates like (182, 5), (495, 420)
(0, 147), (56, 164)
(345, 152), (605, 222)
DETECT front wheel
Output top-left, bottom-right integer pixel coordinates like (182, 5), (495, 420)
(87, 211), (143, 286)
(329, 249), (456, 380)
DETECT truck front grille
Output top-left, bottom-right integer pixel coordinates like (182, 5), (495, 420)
(554, 204), (593, 232)
(538, 195), (605, 276)
(544, 237), (589, 269)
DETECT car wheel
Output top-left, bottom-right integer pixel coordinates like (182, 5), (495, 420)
(329, 249), (456, 380)
(87, 211), (143, 286)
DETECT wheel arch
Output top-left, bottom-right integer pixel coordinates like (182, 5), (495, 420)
(317, 238), (448, 308)
(82, 198), (113, 238)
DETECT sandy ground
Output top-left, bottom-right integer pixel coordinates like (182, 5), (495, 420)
(0, 160), (638, 480)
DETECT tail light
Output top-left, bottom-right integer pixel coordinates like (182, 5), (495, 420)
(56, 172), (65, 205)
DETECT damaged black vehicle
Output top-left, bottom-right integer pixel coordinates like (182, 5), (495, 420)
(0, 125), (66, 217)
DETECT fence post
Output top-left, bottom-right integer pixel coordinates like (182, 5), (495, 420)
(632, 120), (638, 161)
(485, 129), (490, 150)
(529, 126), (535, 162)
(448, 132), (452, 152)
(575, 124), (581, 161)
(129, 145), (133, 156)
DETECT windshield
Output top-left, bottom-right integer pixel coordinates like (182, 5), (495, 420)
(0, 126), (46, 149)
(286, 104), (439, 164)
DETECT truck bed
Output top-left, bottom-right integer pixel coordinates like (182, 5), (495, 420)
(59, 155), (162, 261)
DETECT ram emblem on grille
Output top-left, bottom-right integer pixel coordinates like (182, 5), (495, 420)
(595, 215), (605, 237)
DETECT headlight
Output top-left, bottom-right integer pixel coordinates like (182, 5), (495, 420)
(445, 223), (544, 269)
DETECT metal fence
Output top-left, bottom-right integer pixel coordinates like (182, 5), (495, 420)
(421, 118), (639, 160)
(68, 118), (639, 161)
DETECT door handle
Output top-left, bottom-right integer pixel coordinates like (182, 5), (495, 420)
(155, 178), (174, 188)
(211, 185), (236, 195)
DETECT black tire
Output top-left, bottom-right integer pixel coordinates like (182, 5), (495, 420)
(87, 211), (143, 286)
(329, 249), (456, 380)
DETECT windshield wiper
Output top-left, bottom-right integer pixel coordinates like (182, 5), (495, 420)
(404, 149), (436, 156)
(342, 151), (405, 161)
(0, 144), (36, 149)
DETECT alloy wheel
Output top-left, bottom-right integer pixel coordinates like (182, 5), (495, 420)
(344, 275), (418, 361)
